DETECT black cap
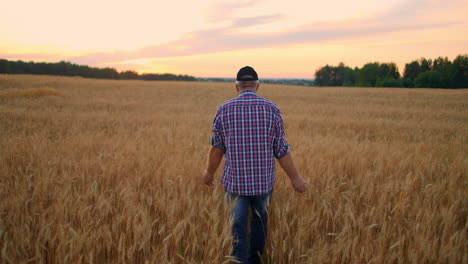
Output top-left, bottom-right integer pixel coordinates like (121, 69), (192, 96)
(236, 66), (258, 81)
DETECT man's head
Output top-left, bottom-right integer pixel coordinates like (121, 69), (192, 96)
(236, 66), (260, 92)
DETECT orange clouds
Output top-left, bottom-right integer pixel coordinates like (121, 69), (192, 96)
(1, 0), (467, 78)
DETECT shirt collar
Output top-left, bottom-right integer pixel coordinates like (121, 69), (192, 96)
(239, 89), (257, 96)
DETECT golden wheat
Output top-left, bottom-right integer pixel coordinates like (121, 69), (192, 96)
(0, 74), (467, 263)
(0, 87), (63, 99)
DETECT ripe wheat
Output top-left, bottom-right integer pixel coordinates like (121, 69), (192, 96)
(0, 74), (466, 263)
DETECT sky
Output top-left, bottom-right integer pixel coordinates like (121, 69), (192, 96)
(1, 0), (467, 78)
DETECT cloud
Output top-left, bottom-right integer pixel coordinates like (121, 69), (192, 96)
(204, 0), (262, 23)
(4, 0), (462, 66)
(66, 17), (458, 65)
(232, 14), (285, 27)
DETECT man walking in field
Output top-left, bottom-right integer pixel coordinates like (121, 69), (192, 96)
(202, 66), (307, 264)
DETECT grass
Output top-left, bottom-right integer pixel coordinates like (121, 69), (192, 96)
(0, 74), (466, 263)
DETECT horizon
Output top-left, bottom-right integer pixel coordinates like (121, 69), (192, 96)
(1, 0), (467, 78)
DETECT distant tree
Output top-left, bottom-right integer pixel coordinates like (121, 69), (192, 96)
(138, 73), (195, 81)
(343, 67), (357, 86)
(357, 62), (380, 87)
(333, 62), (345, 86)
(180, 74), (196, 81)
(0, 59), (10, 73)
(98, 67), (119, 79)
(432, 56), (451, 72)
(119, 70), (139, 79)
(419, 58), (432, 73)
(387, 62), (400, 79)
(378, 63), (391, 79)
(415, 71), (448, 88)
(376, 78), (403, 87)
(314, 63), (356, 86)
(314, 65), (333, 86)
(403, 61), (421, 80)
(402, 78), (415, 88)
(8, 60), (26, 74)
(451, 54), (468, 88)
(0, 58), (195, 82)
(372, 62), (401, 87)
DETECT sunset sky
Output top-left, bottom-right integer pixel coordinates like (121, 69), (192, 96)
(1, 0), (467, 78)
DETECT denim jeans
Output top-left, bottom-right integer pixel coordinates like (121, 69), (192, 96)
(225, 189), (273, 264)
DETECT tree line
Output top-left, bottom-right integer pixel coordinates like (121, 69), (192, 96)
(314, 54), (467, 88)
(0, 59), (196, 81)
(198, 77), (314, 86)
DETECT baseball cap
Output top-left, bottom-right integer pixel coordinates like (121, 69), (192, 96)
(236, 66), (258, 81)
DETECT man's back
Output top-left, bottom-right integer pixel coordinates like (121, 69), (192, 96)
(212, 90), (290, 196)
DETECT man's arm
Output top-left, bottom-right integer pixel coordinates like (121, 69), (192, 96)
(278, 152), (307, 193)
(202, 146), (224, 186)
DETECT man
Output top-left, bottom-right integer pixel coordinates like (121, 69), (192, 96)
(202, 66), (307, 264)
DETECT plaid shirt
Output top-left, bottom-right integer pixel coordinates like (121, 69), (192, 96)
(211, 90), (290, 196)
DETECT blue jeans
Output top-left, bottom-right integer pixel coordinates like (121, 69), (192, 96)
(225, 189), (273, 264)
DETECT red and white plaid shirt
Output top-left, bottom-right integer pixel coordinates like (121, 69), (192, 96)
(211, 90), (290, 196)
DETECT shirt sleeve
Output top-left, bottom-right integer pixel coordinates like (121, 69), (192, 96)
(272, 111), (291, 159)
(211, 110), (226, 152)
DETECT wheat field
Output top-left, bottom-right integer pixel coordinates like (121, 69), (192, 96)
(0, 74), (466, 263)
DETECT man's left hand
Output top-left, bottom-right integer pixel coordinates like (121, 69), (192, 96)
(203, 171), (214, 186)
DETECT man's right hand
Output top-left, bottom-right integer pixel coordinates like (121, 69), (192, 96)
(291, 175), (308, 193)
(278, 153), (307, 193)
